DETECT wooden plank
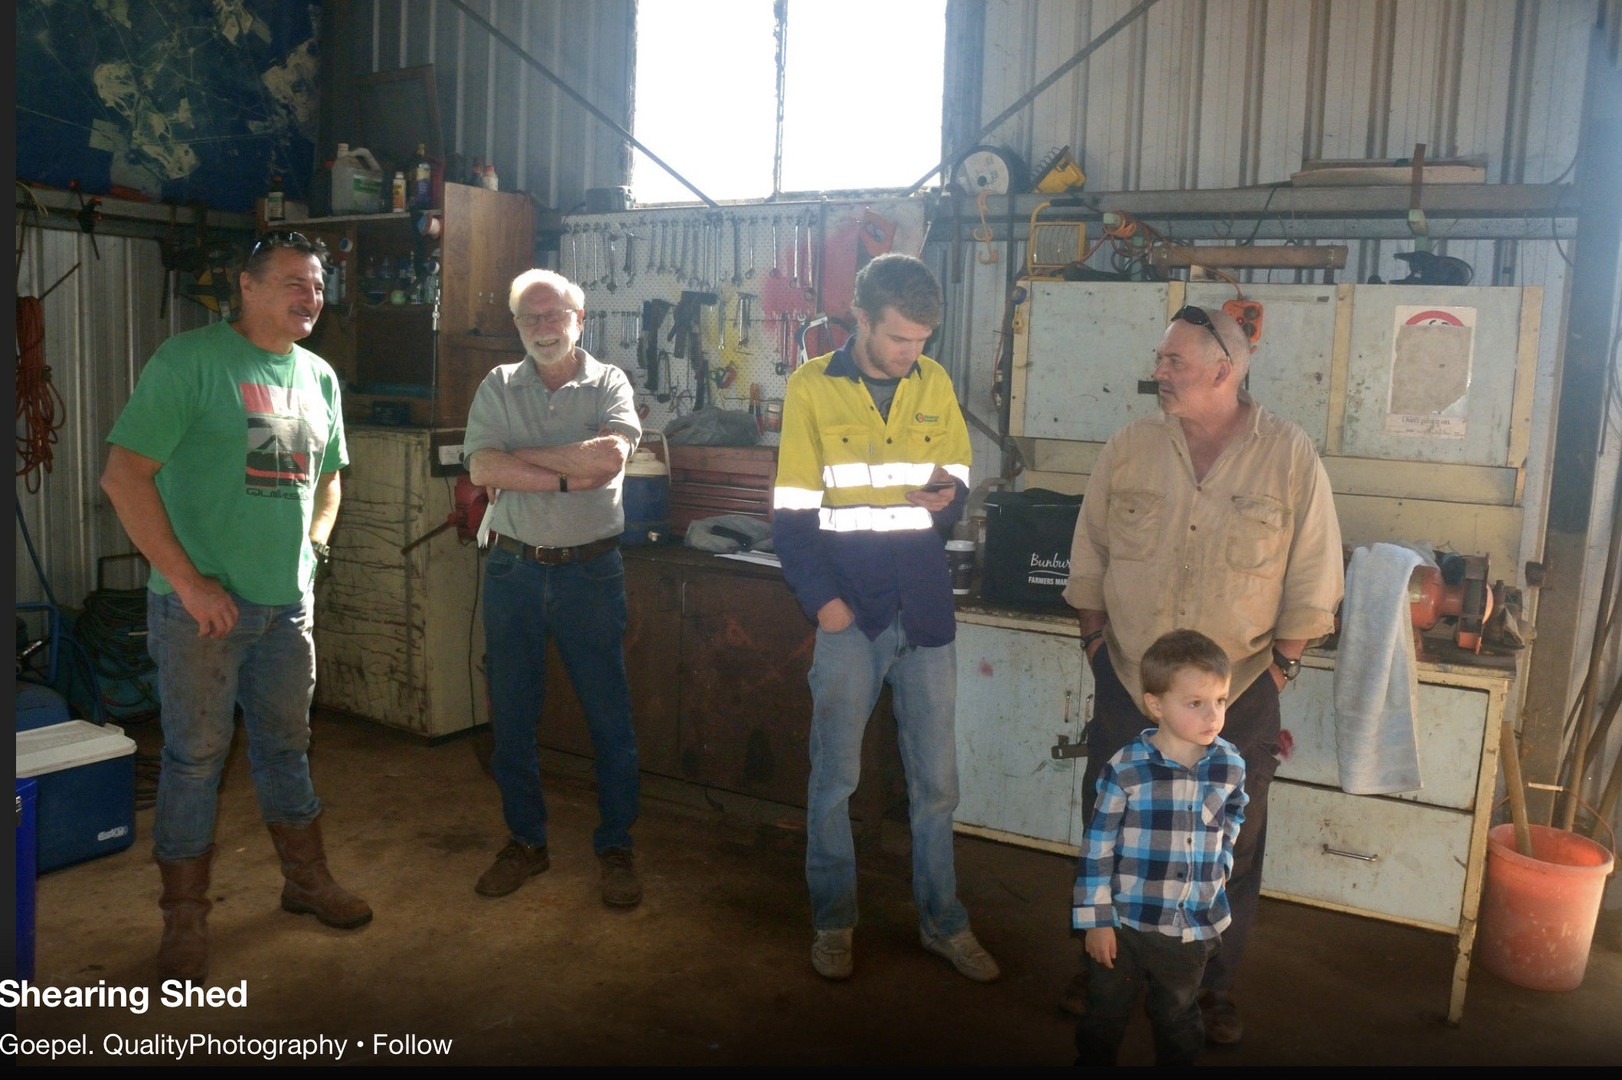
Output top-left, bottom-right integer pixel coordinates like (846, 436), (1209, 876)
(1021, 470), (1089, 496)
(1326, 283), (1354, 454)
(1028, 439), (1102, 474)
(1334, 491), (1523, 575)
(1450, 681), (1510, 1024)
(1507, 287), (1543, 471)
(1008, 286), (1032, 437)
(1323, 458), (1519, 505)
(1147, 244), (1348, 269)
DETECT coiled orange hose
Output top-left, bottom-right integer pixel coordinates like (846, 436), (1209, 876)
(16, 295), (66, 493)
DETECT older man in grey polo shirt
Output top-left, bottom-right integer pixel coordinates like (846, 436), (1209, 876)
(463, 268), (644, 908)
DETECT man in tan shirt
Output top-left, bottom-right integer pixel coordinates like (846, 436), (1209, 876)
(1062, 305), (1343, 1044)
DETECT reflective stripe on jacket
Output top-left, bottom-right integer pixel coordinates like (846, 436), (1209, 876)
(770, 342), (971, 647)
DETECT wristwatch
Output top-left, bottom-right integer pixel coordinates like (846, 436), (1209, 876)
(1080, 628), (1105, 652)
(311, 539), (332, 567)
(557, 473), (569, 493)
(1272, 648), (1301, 681)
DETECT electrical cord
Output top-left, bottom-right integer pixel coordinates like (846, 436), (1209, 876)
(16, 295), (66, 493)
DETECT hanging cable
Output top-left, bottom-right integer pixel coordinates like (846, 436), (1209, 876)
(973, 190), (999, 264)
(17, 295), (66, 493)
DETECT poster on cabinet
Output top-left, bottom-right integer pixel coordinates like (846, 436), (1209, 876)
(1385, 306), (1476, 438)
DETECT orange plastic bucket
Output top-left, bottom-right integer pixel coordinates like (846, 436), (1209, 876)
(1476, 823), (1614, 991)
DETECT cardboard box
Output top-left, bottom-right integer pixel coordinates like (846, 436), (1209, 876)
(17, 721), (137, 872)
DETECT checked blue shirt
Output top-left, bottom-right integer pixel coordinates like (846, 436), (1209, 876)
(1072, 730), (1248, 942)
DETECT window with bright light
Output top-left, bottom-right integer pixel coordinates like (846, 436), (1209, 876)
(631, 0), (947, 204)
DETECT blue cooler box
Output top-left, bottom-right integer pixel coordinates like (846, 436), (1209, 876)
(16, 721), (137, 872)
(16, 776), (38, 979)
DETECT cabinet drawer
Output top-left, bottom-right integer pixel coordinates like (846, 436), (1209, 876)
(1276, 666), (1489, 810)
(1262, 781), (1471, 932)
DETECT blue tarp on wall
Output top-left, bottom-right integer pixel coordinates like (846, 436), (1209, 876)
(16, 0), (320, 213)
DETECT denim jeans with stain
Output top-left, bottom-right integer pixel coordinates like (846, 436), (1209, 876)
(805, 615), (968, 939)
(147, 589), (323, 862)
(481, 544), (639, 855)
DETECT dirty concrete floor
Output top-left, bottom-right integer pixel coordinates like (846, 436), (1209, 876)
(18, 712), (1622, 1066)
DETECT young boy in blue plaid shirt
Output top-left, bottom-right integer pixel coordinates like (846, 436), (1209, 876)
(1072, 629), (1248, 1065)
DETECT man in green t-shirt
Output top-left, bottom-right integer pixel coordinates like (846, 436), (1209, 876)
(101, 232), (369, 983)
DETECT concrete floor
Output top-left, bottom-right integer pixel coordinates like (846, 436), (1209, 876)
(19, 712), (1622, 1066)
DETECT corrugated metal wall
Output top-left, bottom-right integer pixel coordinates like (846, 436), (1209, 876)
(322, 0), (635, 215)
(15, 228), (213, 611)
(972, 0), (1590, 190)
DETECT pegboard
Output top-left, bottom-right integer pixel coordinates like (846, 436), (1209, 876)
(559, 199), (927, 444)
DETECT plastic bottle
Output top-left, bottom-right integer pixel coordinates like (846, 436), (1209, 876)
(332, 145), (384, 214)
(412, 143), (432, 209)
(391, 171), (407, 213)
(265, 175), (284, 222)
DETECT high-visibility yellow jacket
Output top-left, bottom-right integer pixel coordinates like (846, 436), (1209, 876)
(770, 343), (971, 647)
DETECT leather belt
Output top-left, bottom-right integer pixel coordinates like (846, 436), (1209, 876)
(493, 533), (619, 565)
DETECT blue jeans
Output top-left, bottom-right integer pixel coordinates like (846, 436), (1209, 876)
(805, 616), (968, 938)
(482, 545), (639, 854)
(147, 589), (322, 862)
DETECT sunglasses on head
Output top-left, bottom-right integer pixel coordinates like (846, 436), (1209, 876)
(251, 230), (312, 255)
(1174, 305), (1231, 362)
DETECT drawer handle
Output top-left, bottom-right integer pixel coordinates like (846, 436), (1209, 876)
(1321, 844), (1378, 863)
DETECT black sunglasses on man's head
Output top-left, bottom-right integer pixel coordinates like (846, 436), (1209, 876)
(1173, 305), (1231, 362)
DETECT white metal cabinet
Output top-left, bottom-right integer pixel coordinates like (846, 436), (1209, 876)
(1263, 656), (1510, 1023)
(313, 428), (487, 738)
(952, 614), (1090, 850)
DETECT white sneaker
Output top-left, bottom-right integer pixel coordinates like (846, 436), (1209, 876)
(921, 928), (1001, 982)
(812, 928), (853, 980)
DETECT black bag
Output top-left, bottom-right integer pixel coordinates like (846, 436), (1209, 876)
(980, 489), (1084, 609)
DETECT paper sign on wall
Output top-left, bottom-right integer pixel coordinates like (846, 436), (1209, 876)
(1385, 306), (1475, 438)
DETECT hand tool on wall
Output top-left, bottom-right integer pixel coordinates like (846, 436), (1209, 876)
(669, 290), (719, 409)
(606, 232), (618, 292)
(738, 292), (754, 347)
(624, 231), (636, 286)
(745, 215), (757, 278)
(640, 298), (673, 393)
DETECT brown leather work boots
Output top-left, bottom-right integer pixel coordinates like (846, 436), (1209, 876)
(267, 819), (373, 929)
(157, 848), (214, 982)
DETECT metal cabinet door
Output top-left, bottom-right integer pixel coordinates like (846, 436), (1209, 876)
(1015, 282), (1172, 442)
(1340, 284), (1526, 465)
(1185, 283), (1337, 452)
(677, 570), (817, 806)
(954, 622), (1089, 846)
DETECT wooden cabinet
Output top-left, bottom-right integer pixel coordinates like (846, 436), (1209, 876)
(313, 428), (487, 738)
(297, 183), (534, 428)
(539, 548), (899, 818)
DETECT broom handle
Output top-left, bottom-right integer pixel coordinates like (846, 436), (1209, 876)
(1500, 721), (1534, 857)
